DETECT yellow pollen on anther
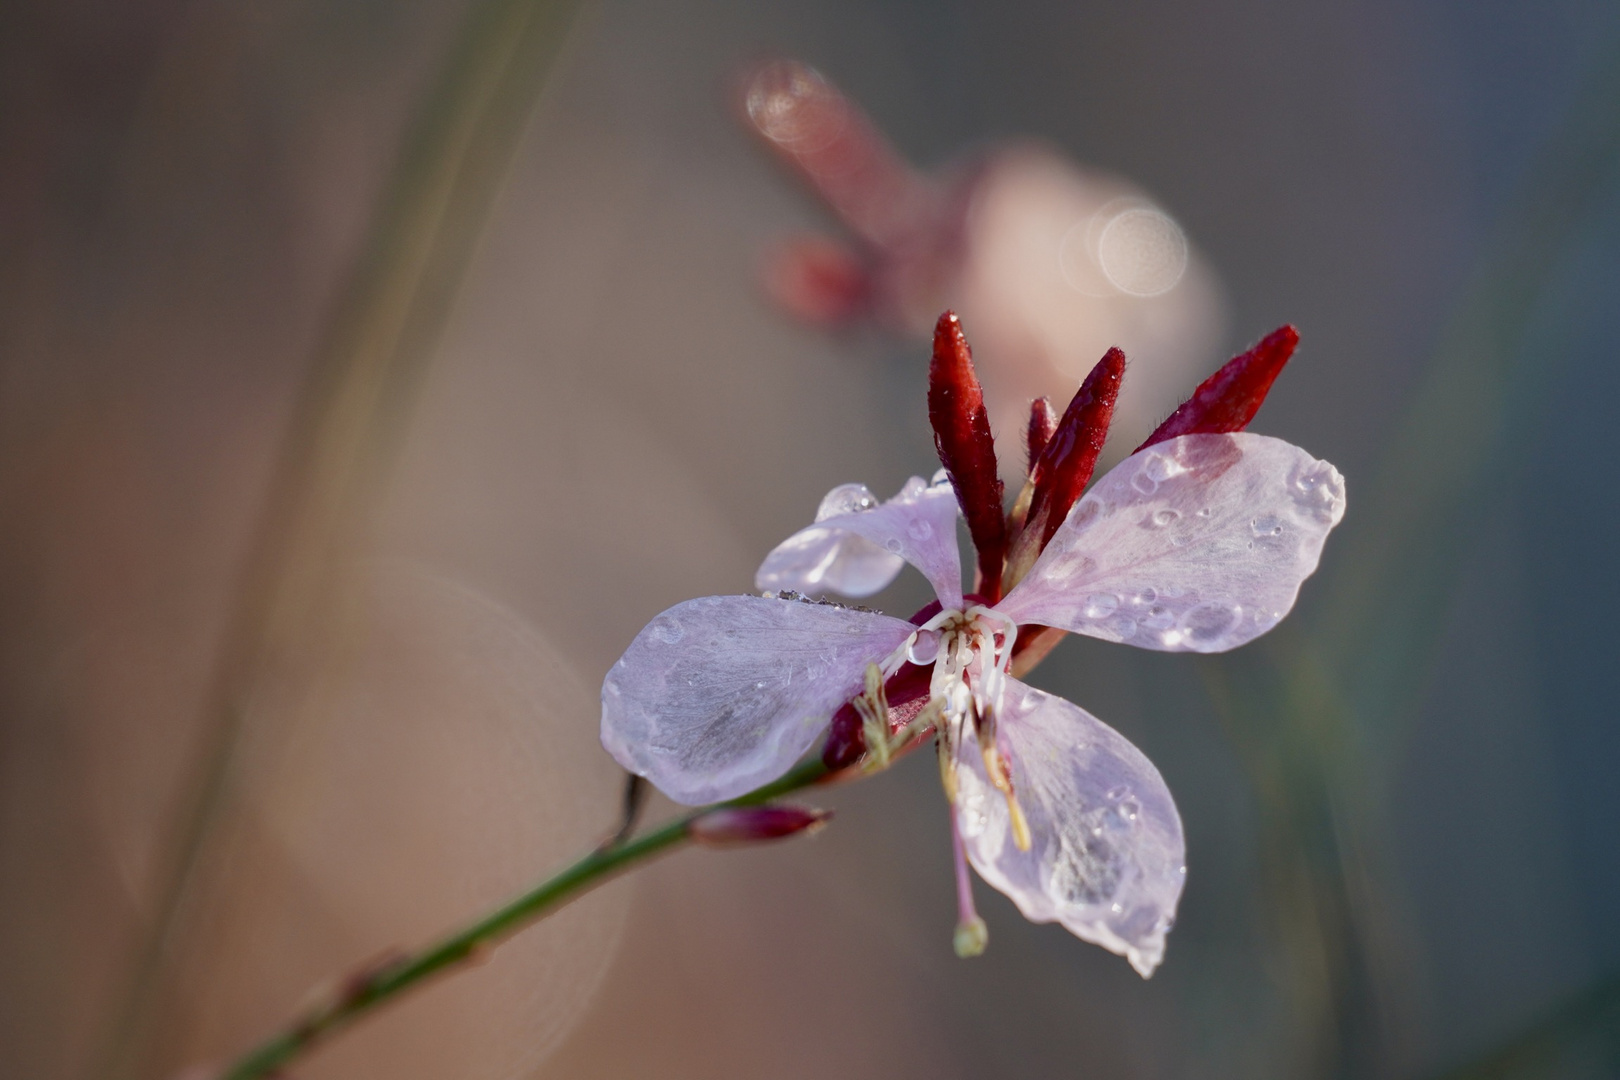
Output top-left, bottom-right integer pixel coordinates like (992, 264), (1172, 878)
(979, 741), (1032, 852)
(1006, 795), (1032, 852)
(937, 738), (958, 802)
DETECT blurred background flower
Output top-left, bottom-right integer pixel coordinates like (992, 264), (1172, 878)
(1, 2), (1618, 1079)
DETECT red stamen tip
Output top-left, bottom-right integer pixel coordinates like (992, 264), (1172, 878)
(1137, 325), (1299, 452)
(929, 311), (1007, 599)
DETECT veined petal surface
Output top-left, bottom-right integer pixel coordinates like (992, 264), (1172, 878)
(997, 433), (1345, 652)
(756, 476), (963, 606)
(601, 595), (915, 804)
(953, 678), (1185, 977)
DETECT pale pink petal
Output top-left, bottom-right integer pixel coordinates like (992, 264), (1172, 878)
(953, 677), (1185, 977)
(997, 433), (1345, 652)
(601, 595), (916, 805)
(755, 483), (905, 598)
(756, 476), (963, 606)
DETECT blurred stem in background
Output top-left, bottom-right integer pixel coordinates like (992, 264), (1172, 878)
(89, 0), (590, 1076)
(1203, 36), (1620, 1079)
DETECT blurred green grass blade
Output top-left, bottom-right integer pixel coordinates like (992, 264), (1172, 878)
(91, 1), (591, 1077)
(1312, 41), (1620, 730)
(1429, 973), (1620, 1080)
(1200, 37), (1620, 1077)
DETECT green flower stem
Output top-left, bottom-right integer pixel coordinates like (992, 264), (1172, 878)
(217, 758), (831, 1080)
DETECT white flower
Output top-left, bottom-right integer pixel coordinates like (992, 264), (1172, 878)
(601, 432), (1344, 976)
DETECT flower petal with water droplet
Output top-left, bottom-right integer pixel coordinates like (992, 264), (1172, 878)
(952, 678), (1185, 977)
(756, 477), (963, 607)
(996, 434), (1345, 652)
(601, 596), (916, 804)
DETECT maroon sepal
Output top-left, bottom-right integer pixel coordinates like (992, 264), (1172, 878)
(929, 311), (1007, 599)
(689, 805), (832, 847)
(1025, 347), (1125, 549)
(1025, 396), (1057, 472)
(1136, 325), (1299, 452)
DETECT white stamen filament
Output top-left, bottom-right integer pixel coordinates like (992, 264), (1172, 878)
(911, 606), (1032, 853)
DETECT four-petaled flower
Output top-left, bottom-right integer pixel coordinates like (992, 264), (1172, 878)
(600, 313), (1345, 976)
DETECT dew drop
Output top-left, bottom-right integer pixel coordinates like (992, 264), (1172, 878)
(1290, 461), (1346, 520)
(1081, 593), (1119, 619)
(1143, 605), (1175, 630)
(884, 537), (904, 553)
(1131, 471), (1158, 495)
(907, 518), (933, 541)
(1181, 601), (1242, 644)
(1197, 506), (1212, 518)
(816, 482), (879, 521)
(652, 619), (684, 644)
(1133, 587), (1158, 605)
(1142, 451), (1187, 484)
(1250, 513), (1285, 537)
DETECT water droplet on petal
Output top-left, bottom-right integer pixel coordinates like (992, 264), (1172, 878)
(1181, 601), (1242, 644)
(1141, 451), (1188, 485)
(1149, 509), (1180, 528)
(1250, 513), (1285, 537)
(816, 483), (879, 520)
(884, 537), (904, 554)
(1143, 605), (1174, 630)
(908, 518), (933, 541)
(652, 618), (684, 644)
(1133, 587), (1158, 605)
(1290, 460), (1347, 522)
(1081, 593), (1119, 619)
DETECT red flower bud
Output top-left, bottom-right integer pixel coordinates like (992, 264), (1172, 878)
(929, 311), (1007, 600)
(689, 805), (832, 847)
(738, 59), (923, 249)
(1025, 396), (1057, 472)
(1137, 325), (1298, 452)
(1025, 347), (1125, 549)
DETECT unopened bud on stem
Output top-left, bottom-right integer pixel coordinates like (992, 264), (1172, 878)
(689, 805), (832, 847)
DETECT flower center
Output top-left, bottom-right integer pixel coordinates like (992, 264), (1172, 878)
(900, 606), (1032, 853)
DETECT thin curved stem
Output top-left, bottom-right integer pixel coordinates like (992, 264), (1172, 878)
(216, 757), (831, 1080)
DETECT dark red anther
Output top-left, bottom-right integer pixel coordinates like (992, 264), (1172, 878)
(1025, 347), (1125, 549)
(1137, 325), (1299, 452)
(1025, 397), (1057, 472)
(929, 311), (1007, 600)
